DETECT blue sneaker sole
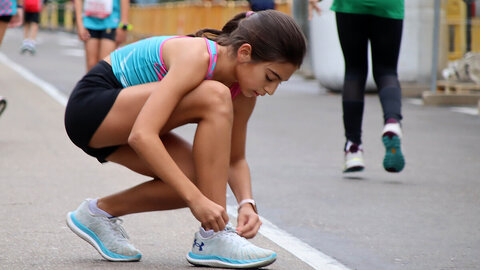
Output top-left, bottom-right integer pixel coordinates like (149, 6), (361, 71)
(186, 252), (276, 269)
(66, 212), (141, 262)
(382, 135), (405, 173)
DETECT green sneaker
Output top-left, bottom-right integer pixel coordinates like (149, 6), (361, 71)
(382, 123), (405, 173)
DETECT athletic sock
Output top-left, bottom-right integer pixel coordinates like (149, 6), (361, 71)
(385, 118), (398, 124)
(199, 226), (215, 238)
(88, 198), (114, 218)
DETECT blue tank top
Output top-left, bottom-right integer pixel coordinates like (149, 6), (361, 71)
(110, 36), (245, 99)
(83, 0), (120, 30)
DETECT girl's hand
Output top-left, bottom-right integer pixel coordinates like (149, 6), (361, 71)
(116, 28), (127, 46)
(77, 26), (90, 41)
(8, 8), (23, 28)
(236, 204), (261, 239)
(308, 0), (322, 20)
(188, 195), (229, 232)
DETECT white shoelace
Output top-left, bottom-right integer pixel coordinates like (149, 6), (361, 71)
(106, 217), (130, 240)
(217, 226), (250, 247)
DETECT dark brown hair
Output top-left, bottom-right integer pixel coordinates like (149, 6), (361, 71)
(190, 10), (306, 67)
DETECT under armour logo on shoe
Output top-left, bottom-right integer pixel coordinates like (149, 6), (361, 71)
(193, 239), (204, 251)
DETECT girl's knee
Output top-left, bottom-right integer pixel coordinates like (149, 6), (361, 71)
(374, 74), (400, 89)
(198, 81), (233, 119)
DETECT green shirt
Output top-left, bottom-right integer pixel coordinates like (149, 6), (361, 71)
(331, 0), (404, 20)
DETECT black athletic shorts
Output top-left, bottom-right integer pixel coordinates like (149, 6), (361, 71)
(87, 28), (117, 41)
(64, 60), (123, 163)
(0, 15), (12, 22)
(24, 12), (39, 23)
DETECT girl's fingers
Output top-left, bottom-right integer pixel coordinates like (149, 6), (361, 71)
(222, 209), (230, 224)
(209, 220), (220, 232)
(243, 220), (262, 239)
(217, 216), (226, 231)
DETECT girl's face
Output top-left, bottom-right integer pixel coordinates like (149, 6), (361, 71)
(235, 44), (297, 98)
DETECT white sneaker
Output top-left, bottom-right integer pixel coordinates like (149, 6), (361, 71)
(343, 141), (365, 173)
(20, 40), (30, 54)
(186, 225), (277, 268)
(66, 199), (142, 261)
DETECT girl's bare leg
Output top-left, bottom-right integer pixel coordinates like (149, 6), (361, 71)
(84, 38), (100, 70)
(29, 22), (38, 40)
(99, 38), (116, 59)
(23, 23), (29, 40)
(90, 80), (233, 217)
(0, 22), (7, 45)
(99, 133), (194, 216)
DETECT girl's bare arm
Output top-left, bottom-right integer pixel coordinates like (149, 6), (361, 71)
(228, 94), (260, 238)
(128, 39), (208, 202)
(73, 0), (89, 40)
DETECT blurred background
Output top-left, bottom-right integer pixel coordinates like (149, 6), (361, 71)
(23, 0), (480, 108)
(34, 0), (480, 103)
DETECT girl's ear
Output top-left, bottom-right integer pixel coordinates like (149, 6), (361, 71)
(237, 43), (252, 63)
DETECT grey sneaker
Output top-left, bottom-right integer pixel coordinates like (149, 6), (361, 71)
(66, 199), (142, 261)
(20, 41), (29, 54)
(186, 225), (276, 269)
(27, 43), (36, 55)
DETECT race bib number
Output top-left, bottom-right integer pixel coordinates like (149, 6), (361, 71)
(84, 0), (113, 19)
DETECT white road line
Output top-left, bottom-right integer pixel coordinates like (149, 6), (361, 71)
(450, 107), (479, 115)
(0, 52), (68, 106)
(408, 98), (479, 116)
(227, 205), (350, 270)
(1, 51), (351, 270)
(406, 98), (423, 106)
(61, 49), (85, 57)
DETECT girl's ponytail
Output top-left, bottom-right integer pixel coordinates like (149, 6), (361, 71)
(220, 12), (248, 35)
(188, 28), (222, 39)
(188, 12), (249, 40)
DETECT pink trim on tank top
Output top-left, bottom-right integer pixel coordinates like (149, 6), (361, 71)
(158, 36), (181, 79)
(156, 36), (240, 99)
(158, 36), (214, 80)
(204, 38), (217, 80)
(154, 63), (165, 81)
(230, 83), (241, 99)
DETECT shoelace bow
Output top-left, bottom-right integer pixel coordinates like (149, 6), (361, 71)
(220, 226), (250, 247)
(107, 217), (130, 240)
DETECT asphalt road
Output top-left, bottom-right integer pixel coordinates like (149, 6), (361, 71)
(1, 28), (480, 270)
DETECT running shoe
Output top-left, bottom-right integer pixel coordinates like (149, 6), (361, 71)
(186, 225), (277, 269)
(0, 96), (6, 116)
(66, 199), (142, 261)
(28, 43), (36, 55)
(20, 39), (36, 55)
(382, 123), (405, 173)
(343, 141), (365, 173)
(20, 40), (30, 54)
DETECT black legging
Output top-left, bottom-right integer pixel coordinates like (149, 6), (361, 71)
(336, 12), (403, 145)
